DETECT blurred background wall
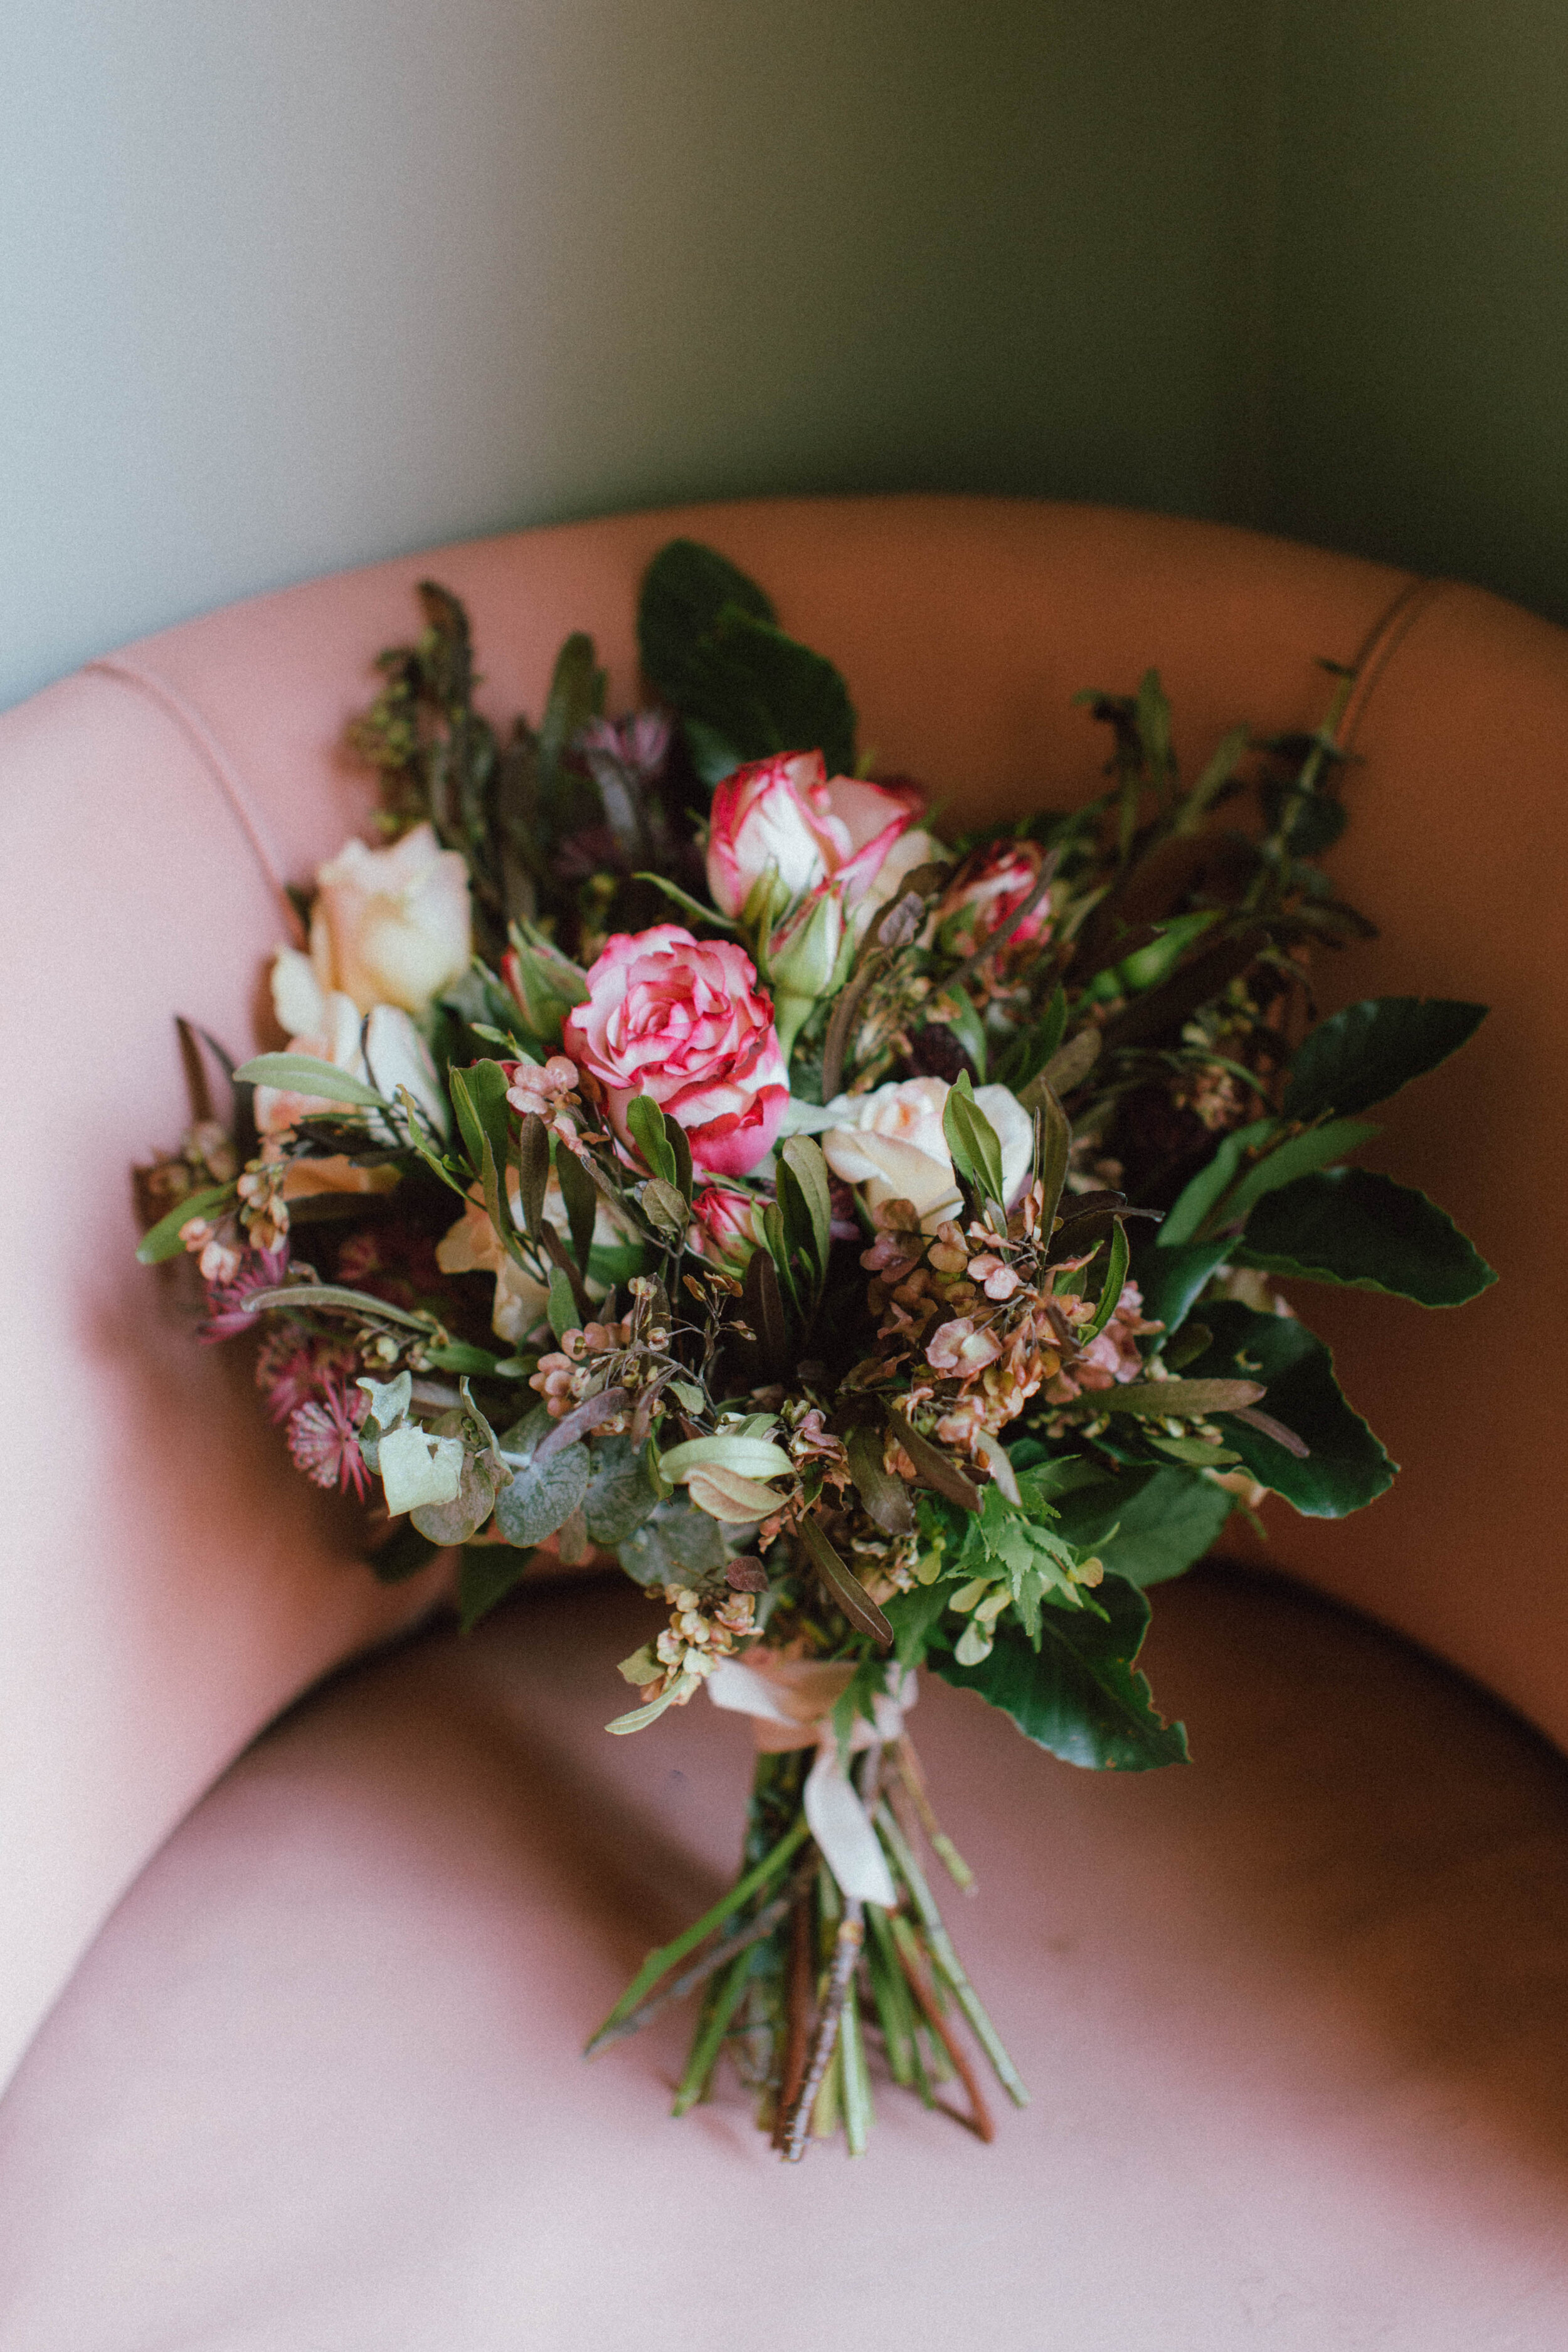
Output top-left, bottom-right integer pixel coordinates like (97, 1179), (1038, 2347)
(3, 0), (1564, 712)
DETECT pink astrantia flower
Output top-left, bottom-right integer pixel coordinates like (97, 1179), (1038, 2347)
(563, 926), (788, 1178)
(199, 1246), (291, 1342)
(705, 751), (931, 922)
(285, 1375), (371, 1498)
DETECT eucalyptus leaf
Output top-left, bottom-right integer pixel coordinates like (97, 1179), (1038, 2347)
(411, 1449), (502, 1546)
(617, 1497), (732, 1587)
(492, 1440), (591, 1547)
(660, 1434), (795, 1482)
(583, 1435), (662, 1545)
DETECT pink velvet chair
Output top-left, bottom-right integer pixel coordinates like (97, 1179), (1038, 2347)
(1, 498), (1564, 2347)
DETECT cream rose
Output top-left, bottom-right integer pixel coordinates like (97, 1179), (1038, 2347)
(436, 1175), (625, 1344)
(820, 1075), (1034, 1231)
(309, 821), (472, 1020)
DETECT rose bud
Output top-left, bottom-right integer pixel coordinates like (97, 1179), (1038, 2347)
(935, 839), (1054, 975)
(691, 1187), (761, 1273)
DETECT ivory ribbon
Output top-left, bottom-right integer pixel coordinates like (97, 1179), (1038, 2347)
(706, 1653), (916, 1909)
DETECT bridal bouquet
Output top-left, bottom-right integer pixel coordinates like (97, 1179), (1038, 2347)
(136, 541), (1493, 2157)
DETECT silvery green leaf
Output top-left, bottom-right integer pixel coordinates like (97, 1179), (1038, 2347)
(379, 1424), (465, 1516)
(492, 1442), (590, 1547)
(659, 1433), (793, 1482)
(584, 1436), (661, 1547)
(411, 1451), (501, 1545)
(617, 1498), (731, 1587)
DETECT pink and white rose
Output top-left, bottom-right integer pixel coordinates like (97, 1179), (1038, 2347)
(562, 925), (788, 1178)
(706, 751), (935, 926)
(935, 839), (1054, 972)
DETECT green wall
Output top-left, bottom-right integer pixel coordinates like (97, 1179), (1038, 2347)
(1265, 0), (1568, 623)
(3, 1), (1564, 712)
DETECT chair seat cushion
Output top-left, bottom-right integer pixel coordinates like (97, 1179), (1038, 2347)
(3, 1570), (1566, 2349)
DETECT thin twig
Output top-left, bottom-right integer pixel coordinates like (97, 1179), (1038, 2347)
(892, 1734), (976, 1892)
(588, 1880), (800, 2052)
(771, 1889), (815, 2150)
(888, 1914), (995, 2143)
(779, 1904), (864, 2163)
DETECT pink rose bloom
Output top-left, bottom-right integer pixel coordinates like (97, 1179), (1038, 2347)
(563, 925), (788, 1178)
(706, 751), (933, 922)
(691, 1186), (760, 1273)
(936, 839), (1054, 970)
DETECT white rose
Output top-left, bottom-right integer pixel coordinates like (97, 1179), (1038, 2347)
(310, 821), (472, 1020)
(820, 1076), (1034, 1231)
(436, 1174), (626, 1343)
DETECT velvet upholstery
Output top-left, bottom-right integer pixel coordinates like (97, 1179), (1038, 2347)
(0, 498), (1562, 2339)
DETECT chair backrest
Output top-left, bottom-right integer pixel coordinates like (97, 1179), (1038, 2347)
(2, 494), (1559, 2092)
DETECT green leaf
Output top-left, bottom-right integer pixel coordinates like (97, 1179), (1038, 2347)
(362, 1520), (443, 1584)
(232, 1053), (391, 1111)
(882, 1577), (963, 1668)
(583, 1434), (661, 1546)
(1132, 1236), (1231, 1337)
(617, 1496), (732, 1587)
(845, 1423), (917, 1536)
(515, 1111), (550, 1239)
(539, 630), (607, 785)
(449, 1059), (513, 1181)
(1081, 1218), (1130, 1342)
(458, 1544), (531, 1632)
(1220, 1118), (1383, 1228)
(547, 1266), (578, 1342)
(637, 544), (857, 780)
(411, 1448), (502, 1545)
(1096, 1376), (1264, 1417)
(425, 1342), (514, 1379)
(939, 987), (989, 1081)
(1182, 1301), (1396, 1515)
(942, 1075), (1006, 1209)
(625, 1093), (677, 1185)
(555, 1142), (598, 1273)
(492, 1439), (590, 1547)
(1158, 1119), (1279, 1247)
(798, 1514), (895, 1649)
(638, 539), (775, 703)
(1285, 997), (1488, 1121)
(933, 1575), (1188, 1771)
(1236, 1167), (1496, 1306)
(659, 1433), (795, 1482)
(135, 1182), (237, 1264)
(1051, 1465), (1235, 1586)
(778, 1135), (832, 1282)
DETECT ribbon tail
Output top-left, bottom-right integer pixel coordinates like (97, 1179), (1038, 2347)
(804, 1740), (898, 1908)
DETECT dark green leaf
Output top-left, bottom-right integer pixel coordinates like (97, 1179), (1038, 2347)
(1081, 1218), (1130, 1342)
(1285, 997), (1487, 1121)
(778, 1135), (832, 1281)
(1051, 1465), (1236, 1586)
(845, 1424), (916, 1536)
(798, 1514), (894, 1648)
(362, 1520), (443, 1584)
(458, 1544), (531, 1632)
(1158, 1120), (1279, 1248)
(539, 630), (607, 781)
(1237, 1167), (1496, 1306)
(1221, 1118), (1382, 1227)
(882, 1577), (963, 1668)
(1097, 1377), (1264, 1417)
(933, 1576), (1188, 1771)
(1132, 1236), (1231, 1337)
(1183, 1301), (1395, 1515)
(515, 1112), (549, 1238)
(492, 1439), (590, 1547)
(688, 610), (859, 781)
(638, 539), (775, 706)
(555, 1142), (598, 1274)
(450, 1060), (512, 1182)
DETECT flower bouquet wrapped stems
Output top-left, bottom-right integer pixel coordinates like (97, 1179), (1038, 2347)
(137, 541), (1495, 2160)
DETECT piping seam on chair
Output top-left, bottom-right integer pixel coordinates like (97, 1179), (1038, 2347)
(82, 657), (307, 946)
(1337, 576), (1459, 753)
